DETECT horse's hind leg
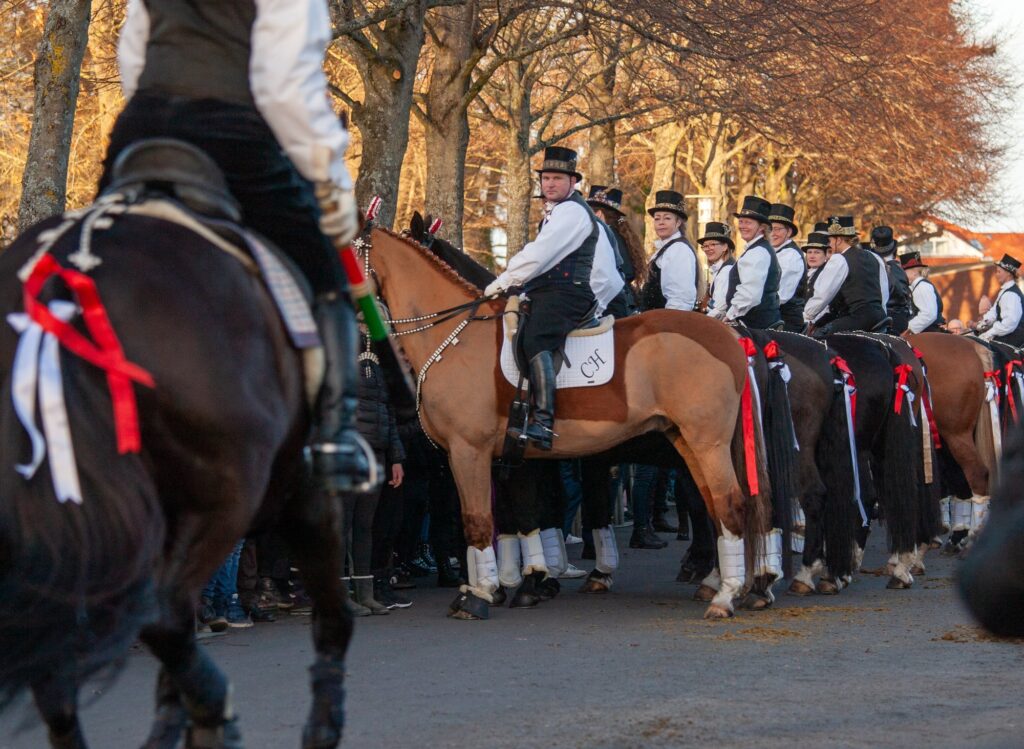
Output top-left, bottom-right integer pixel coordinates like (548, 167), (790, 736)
(31, 669), (86, 749)
(280, 474), (352, 749)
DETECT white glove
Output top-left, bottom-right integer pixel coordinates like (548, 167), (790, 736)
(317, 183), (359, 246)
(484, 280), (505, 297)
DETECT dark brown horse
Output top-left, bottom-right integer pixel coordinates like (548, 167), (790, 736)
(0, 198), (351, 748)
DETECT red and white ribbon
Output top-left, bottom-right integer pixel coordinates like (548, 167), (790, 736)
(8, 301), (82, 503)
(831, 356), (866, 527)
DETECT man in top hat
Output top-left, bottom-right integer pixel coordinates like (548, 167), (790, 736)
(587, 186), (636, 317)
(768, 203), (807, 332)
(977, 254), (1024, 346)
(900, 251), (946, 334)
(640, 190), (702, 312)
(803, 216), (887, 336)
(720, 195), (781, 328)
(871, 225), (914, 334)
(484, 146), (614, 450)
(699, 221), (735, 319)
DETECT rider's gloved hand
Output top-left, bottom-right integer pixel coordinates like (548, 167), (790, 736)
(317, 183), (360, 246)
(484, 280), (505, 297)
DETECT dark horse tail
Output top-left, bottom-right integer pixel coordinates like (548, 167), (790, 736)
(817, 360), (858, 579)
(0, 350), (163, 708)
(731, 375), (773, 577)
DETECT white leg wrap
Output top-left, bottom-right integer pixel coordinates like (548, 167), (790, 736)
(593, 527), (619, 574)
(939, 496), (951, 533)
(497, 534), (522, 588)
(892, 552), (914, 584)
(853, 544), (865, 571)
(519, 530), (548, 576)
(540, 527), (567, 578)
(790, 532), (805, 554)
(951, 498), (974, 532)
(701, 568), (722, 591)
(755, 528), (783, 580)
(713, 537), (746, 608)
(970, 495), (990, 534)
(461, 545), (498, 603)
(793, 505), (806, 529)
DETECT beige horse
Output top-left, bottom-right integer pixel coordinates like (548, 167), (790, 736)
(365, 228), (772, 619)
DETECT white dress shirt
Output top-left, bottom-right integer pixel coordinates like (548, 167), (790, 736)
(907, 277), (940, 334)
(495, 198), (593, 290)
(776, 241), (805, 305)
(981, 280), (1023, 340)
(118, 0), (352, 188)
(652, 231), (698, 311)
(707, 258), (733, 319)
(725, 235), (771, 322)
(590, 222), (625, 316)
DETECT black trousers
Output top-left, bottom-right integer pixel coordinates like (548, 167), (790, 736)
(100, 93), (344, 296)
(814, 305), (885, 337)
(520, 283), (596, 361)
(371, 481), (404, 571)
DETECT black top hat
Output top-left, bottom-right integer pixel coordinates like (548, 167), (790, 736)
(826, 215), (858, 238)
(870, 225), (897, 254)
(698, 221), (734, 249)
(647, 190), (688, 220)
(803, 232), (829, 251)
(768, 203), (798, 234)
(899, 250), (925, 270)
(997, 253), (1022, 275)
(813, 221), (829, 233)
(733, 195), (772, 223)
(536, 146), (582, 180)
(587, 185), (624, 214)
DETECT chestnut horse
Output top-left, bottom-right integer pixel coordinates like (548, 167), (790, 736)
(364, 227), (771, 619)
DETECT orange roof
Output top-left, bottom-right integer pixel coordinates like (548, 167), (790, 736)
(930, 218), (1024, 263)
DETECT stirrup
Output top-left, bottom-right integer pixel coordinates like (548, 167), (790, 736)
(525, 422), (557, 450)
(308, 431), (380, 494)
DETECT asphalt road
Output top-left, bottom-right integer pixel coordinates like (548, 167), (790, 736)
(3, 516), (1023, 749)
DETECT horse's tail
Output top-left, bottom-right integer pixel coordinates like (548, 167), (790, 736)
(974, 383), (1000, 487)
(876, 363), (921, 555)
(760, 354), (798, 577)
(731, 378), (772, 577)
(817, 365), (858, 579)
(0, 355), (163, 708)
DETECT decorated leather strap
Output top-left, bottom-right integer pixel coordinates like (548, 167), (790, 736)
(23, 253), (155, 453)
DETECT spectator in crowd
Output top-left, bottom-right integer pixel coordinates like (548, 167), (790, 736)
(946, 318), (965, 334)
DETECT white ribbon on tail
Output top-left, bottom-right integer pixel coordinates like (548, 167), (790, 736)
(899, 384), (917, 427)
(767, 358), (800, 450)
(745, 354), (766, 447)
(985, 377), (1003, 459)
(836, 372), (867, 527)
(7, 301), (83, 504)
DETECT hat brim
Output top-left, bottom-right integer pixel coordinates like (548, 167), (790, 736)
(997, 262), (1020, 275)
(587, 198), (624, 215)
(768, 218), (799, 235)
(697, 235), (734, 249)
(873, 240), (897, 253)
(536, 167), (583, 181)
(648, 206), (688, 220)
(803, 244), (828, 252)
(733, 210), (770, 223)
(902, 260), (925, 270)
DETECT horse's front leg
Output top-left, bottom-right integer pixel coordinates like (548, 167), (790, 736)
(31, 669), (86, 749)
(447, 440), (500, 620)
(281, 468), (353, 749)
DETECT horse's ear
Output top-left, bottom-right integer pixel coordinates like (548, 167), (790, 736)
(411, 211), (424, 238)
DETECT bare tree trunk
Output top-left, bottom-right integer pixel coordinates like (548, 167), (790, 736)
(587, 60), (617, 186)
(503, 69), (534, 255)
(643, 121), (685, 250)
(18, 0), (92, 231)
(422, 3), (476, 246)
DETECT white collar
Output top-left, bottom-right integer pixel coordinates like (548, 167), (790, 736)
(745, 233), (765, 247)
(654, 231), (682, 251)
(1001, 280), (1016, 291)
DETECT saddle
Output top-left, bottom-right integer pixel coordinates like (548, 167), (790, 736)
(499, 297), (616, 389)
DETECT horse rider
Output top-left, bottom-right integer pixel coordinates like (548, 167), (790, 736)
(698, 221), (735, 318)
(768, 203), (807, 332)
(587, 186), (642, 317)
(639, 190), (702, 312)
(483, 146), (613, 450)
(718, 196), (781, 329)
(899, 251), (946, 334)
(977, 254), (1024, 346)
(103, 0), (373, 491)
(803, 216), (888, 337)
(871, 225), (914, 334)
(802, 226), (830, 301)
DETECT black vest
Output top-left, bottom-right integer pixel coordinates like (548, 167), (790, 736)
(606, 224), (636, 314)
(640, 235), (698, 311)
(138, 0), (257, 106)
(884, 257), (913, 317)
(831, 244), (884, 320)
(910, 278), (946, 332)
(725, 237), (781, 328)
(777, 242), (806, 328)
(525, 192), (596, 292)
(994, 284), (1024, 347)
(805, 266), (822, 300)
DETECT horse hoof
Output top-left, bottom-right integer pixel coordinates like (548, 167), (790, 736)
(536, 577), (560, 600)
(302, 723), (342, 749)
(885, 563), (896, 576)
(186, 719), (244, 749)
(910, 565), (925, 577)
(447, 591), (490, 620)
(509, 587), (541, 608)
(579, 570), (612, 593)
(928, 539), (943, 550)
(739, 593), (772, 611)
(886, 576), (912, 590)
(693, 584), (717, 603)
(787, 580), (814, 597)
(703, 603), (733, 619)
(816, 579), (839, 596)
(490, 587), (508, 606)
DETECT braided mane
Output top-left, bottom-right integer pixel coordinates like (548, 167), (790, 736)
(373, 226), (484, 297)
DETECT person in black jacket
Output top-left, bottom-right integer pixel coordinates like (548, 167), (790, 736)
(871, 225), (913, 334)
(346, 342), (405, 616)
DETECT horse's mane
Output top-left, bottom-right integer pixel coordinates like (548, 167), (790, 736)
(373, 226), (485, 297)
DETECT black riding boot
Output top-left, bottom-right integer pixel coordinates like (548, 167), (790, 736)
(310, 293), (377, 493)
(525, 352), (557, 450)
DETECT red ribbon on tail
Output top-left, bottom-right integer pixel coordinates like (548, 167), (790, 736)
(23, 254), (155, 453)
(830, 355), (857, 425)
(737, 337), (759, 496)
(893, 363), (913, 416)
(1005, 361), (1021, 423)
(912, 347), (942, 448)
